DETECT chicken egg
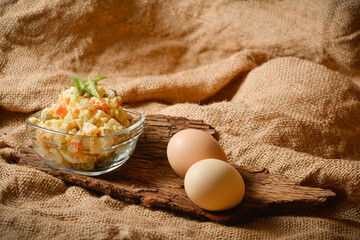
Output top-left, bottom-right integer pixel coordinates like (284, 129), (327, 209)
(167, 129), (227, 178)
(184, 159), (245, 211)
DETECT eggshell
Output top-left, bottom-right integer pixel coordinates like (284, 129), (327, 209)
(184, 159), (245, 211)
(167, 129), (227, 178)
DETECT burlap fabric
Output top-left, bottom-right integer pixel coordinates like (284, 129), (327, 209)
(1, 0), (360, 239)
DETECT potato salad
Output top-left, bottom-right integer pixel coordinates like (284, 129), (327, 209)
(28, 76), (134, 170)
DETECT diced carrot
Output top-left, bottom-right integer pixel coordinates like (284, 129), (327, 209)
(36, 133), (49, 149)
(54, 104), (68, 117)
(64, 96), (71, 105)
(37, 132), (48, 141)
(71, 140), (82, 151)
(116, 98), (121, 105)
(95, 101), (108, 113)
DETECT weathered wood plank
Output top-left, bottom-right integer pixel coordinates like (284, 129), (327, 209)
(11, 115), (335, 224)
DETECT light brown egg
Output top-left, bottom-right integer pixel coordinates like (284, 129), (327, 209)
(184, 159), (245, 211)
(166, 129), (227, 178)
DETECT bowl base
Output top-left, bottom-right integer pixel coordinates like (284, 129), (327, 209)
(44, 157), (130, 176)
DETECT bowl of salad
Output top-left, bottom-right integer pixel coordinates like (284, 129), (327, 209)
(26, 76), (145, 176)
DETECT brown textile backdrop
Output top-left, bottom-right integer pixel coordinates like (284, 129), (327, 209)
(1, 0), (360, 239)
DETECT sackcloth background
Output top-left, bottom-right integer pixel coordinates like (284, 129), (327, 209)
(1, 0), (360, 239)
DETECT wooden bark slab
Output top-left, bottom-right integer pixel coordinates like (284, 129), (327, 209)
(11, 115), (336, 224)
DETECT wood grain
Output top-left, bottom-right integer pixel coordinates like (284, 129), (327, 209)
(11, 115), (336, 224)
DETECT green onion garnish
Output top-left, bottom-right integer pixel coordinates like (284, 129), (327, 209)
(69, 75), (107, 99)
(73, 87), (79, 101)
(88, 76), (99, 98)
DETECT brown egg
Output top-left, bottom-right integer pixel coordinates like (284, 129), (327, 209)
(184, 159), (245, 211)
(166, 129), (227, 178)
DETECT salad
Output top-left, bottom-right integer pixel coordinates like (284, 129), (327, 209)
(28, 76), (135, 170)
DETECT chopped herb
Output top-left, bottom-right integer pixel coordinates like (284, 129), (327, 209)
(92, 77), (108, 83)
(69, 75), (107, 98)
(73, 87), (79, 101)
(70, 76), (92, 95)
(88, 76), (99, 98)
(71, 76), (107, 88)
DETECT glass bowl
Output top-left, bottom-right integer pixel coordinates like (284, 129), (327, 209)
(26, 109), (145, 176)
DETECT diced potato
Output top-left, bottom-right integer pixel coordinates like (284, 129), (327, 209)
(76, 119), (83, 129)
(68, 129), (77, 135)
(105, 89), (116, 99)
(36, 143), (48, 157)
(107, 118), (121, 130)
(100, 117), (109, 123)
(94, 110), (110, 121)
(60, 88), (72, 99)
(64, 113), (73, 120)
(98, 136), (114, 149)
(82, 137), (90, 148)
(70, 108), (80, 118)
(79, 99), (95, 111)
(41, 113), (53, 121)
(69, 95), (78, 108)
(108, 98), (117, 108)
(78, 154), (92, 163)
(119, 118), (130, 128)
(49, 148), (63, 164)
(67, 144), (76, 153)
(115, 125), (124, 132)
(67, 120), (77, 129)
(95, 121), (105, 128)
(60, 122), (70, 133)
(44, 121), (51, 128)
(79, 109), (92, 122)
(44, 132), (55, 140)
(53, 134), (66, 146)
(28, 117), (38, 124)
(96, 85), (106, 98)
(83, 122), (98, 136)
(73, 134), (82, 143)
(65, 135), (72, 142)
(80, 161), (95, 170)
(60, 150), (78, 163)
(87, 117), (95, 125)
(111, 109), (118, 118)
(38, 122), (45, 128)
(89, 138), (102, 154)
(49, 120), (64, 130)
(100, 126), (111, 135)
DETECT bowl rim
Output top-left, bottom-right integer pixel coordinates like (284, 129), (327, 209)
(26, 108), (145, 139)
